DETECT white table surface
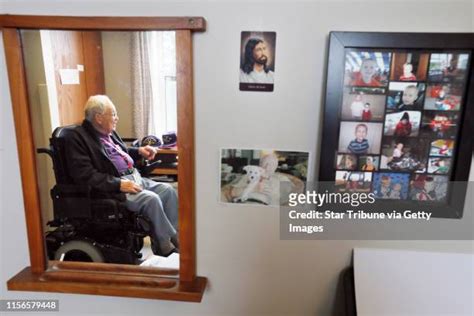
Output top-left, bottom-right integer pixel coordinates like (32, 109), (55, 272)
(354, 248), (474, 316)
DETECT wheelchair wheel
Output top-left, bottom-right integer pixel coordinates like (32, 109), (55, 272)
(54, 240), (105, 263)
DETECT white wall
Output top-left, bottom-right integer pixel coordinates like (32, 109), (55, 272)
(1, 1), (473, 316)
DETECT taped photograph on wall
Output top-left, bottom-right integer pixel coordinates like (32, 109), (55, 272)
(220, 149), (308, 206)
(319, 32), (474, 218)
(239, 31), (276, 92)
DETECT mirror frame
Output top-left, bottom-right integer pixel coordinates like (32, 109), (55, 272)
(0, 15), (207, 302)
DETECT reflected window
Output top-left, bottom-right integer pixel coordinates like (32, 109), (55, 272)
(148, 31), (177, 137)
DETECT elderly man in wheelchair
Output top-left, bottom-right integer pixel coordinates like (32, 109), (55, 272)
(44, 95), (179, 264)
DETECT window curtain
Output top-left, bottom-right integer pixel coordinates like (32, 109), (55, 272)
(130, 32), (153, 139)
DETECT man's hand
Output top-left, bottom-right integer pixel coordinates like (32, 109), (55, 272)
(120, 179), (142, 194)
(138, 145), (158, 160)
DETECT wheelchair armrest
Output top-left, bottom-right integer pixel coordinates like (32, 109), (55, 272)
(137, 159), (163, 177)
(51, 184), (128, 222)
(91, 191), (126, 202)
(91, 198), (128, 221)
(37, 147), (53, 159)
(51, 184), (91, 198)
(51, 184), (91, 219)
(52, 184), (125, 201)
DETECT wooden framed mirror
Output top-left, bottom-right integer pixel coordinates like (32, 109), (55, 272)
(0, 15), (207, 302)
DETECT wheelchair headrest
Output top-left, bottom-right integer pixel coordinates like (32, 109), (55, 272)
(53, 125), (79, 140)
(50, 125), (79, 184)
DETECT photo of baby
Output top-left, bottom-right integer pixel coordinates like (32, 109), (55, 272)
(410, 175), (448, 202)
(336, 154), (357, 170)
(380, 137), (429, 172)
(424, 83), (463, 111)
(341, 87), (385, 121)
(429, 139), (454, 157)
(335, 171), (372, 193)
(358, 155), (380, 171)
(428, 53), (470, 84)
(386, 82), (426, 112)
(220, 149), (308, 206)
(383, 111), (421, 137)
(338, 122), (383, 155)
(344, 51), (391, 87)
(372, 172), (410, 200)
(427, 157), (451, 175)
(390, 52), (430, 81)
(420, 111), (459, 139)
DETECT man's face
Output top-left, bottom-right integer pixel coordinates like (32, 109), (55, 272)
(252, 42), (268, 65)
(96, 102), (119, 134)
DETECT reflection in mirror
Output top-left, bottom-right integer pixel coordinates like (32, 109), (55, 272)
(21, 29), (180, 269)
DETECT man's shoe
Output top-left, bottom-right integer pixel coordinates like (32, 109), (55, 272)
(171, 235), (180, 249)
(151, 240), (176, 257)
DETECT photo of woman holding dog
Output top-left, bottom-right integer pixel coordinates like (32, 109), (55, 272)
(220, 149), (309, 206)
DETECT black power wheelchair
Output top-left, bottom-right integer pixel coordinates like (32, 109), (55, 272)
(39, 125), (161, 264)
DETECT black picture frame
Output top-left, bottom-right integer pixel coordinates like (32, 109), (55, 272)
(319, 32), (474, 219)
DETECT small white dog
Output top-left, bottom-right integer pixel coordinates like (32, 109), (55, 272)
(233, 165), (265, 202)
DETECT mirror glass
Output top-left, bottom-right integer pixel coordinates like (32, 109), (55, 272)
(21, 29), (180, 269)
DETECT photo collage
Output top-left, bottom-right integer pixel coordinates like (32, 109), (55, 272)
(336, 51), (470, 202)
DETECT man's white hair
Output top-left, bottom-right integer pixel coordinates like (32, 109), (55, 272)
(84, 95), (113, 122)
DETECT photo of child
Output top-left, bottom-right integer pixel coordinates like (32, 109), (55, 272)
(336, 154), (357, 170)
(338, 122), (383, 155)
(380, 137), (429, 172)
(429, 139), (454, 157)
(344, 51), (391, 87)
(384, 111), (421, 137)
(347, 124), (369, 154)
(427, 157), (451, 175)
(335, 171), (372, 193)
(420, 111), (459, 139)
(220, 149), (309, 206)
(372, 172), (410, 200)
(341, 87), (386, 121)
(361, 103), (372, 121)
(390, 52), (430, 81)
(410, 175), (448, 202)
(358, 155), (380, 171)
(350, 94), (364, 119)
(424, 83), (463, 111)
(428, 53), (470, 84)
(399, 63), (417, 81)
(386, 82), (425, 112)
